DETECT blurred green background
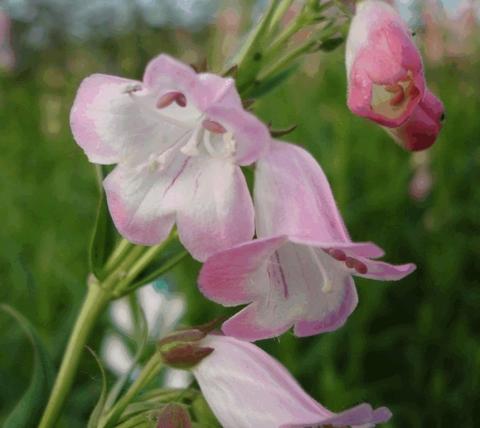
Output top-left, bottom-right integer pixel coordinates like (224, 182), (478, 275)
(1, 1), (479, 427)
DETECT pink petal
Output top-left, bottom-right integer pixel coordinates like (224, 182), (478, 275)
(194, 73), (243, 110)
(205, 105), (271, 165)
(193, 335), (391, 428)
(254, 141), (350, 241)
(103, 153), (188, 246)
(143, 53), (197, 93)
(285, 404), (392, 427)
(358, 258), (416, 281)
(293, 277), (358, 337)
(386, 89), (444, 151)
(70, 73), (190, 165)
(199, 236), (287, 306)
(172, 156), (255, 261)
(70, 74), (141, 164)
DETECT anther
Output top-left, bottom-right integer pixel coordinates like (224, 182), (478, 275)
(202, 119), (227, 134)
(345, 257), (356, 269)
(353, 260), (368, 274)
(327, 248), (347, 261)
(156, 91), (187, 109)
(385, 84), (405, 106)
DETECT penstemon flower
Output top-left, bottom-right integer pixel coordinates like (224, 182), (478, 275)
(70, 54), (270, 261)
(345, 0), (426, 128)
(192, 334), (392, 428)
(385, 89), (444, 151)
(199, 141), (415, 341)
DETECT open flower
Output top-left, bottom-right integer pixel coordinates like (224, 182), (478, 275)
(70, 54), (270, 261)
(385, 89), (444, 151)
(346, 0), (425, 127)
(199, 141), (415, 341)
(192, 334), (392, 428)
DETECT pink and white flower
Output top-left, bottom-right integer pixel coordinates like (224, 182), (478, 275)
(385, 89), (444, 151)
(346, 0), (426, 127)
(70, 54), (270, 261)
(199, 141), (415, 341)
(193, 334), (392, 428)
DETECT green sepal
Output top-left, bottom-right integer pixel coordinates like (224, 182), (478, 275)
(191, 395), (221, 428)
(1, 304), (54, 428)
(89, 164), (118, 281)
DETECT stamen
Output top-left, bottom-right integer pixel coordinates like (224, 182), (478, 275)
(344, 256), (368, 274)
(345, 257), (356, 269)
(157, 91), (187, 109)
(326, 248), (347, 261)
(353, 260), (368, 274)
(385, 84), (405, 106)
(202, 119), (227, 134)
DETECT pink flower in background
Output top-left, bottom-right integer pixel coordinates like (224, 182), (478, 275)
(386, 89), (444, 151)
(346, 0), (425, 127)
(0, 10), (15, 71)
(199, 141), (415, 341)
(193, 334), (392, 428)
(70, 54), (269, 261)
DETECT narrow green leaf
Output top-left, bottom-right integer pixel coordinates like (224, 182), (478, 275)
(1, 304), (54, 428)
(248, 63), (299, 98)
(90, 165), (118, 280)
(87, 347), (109, 428)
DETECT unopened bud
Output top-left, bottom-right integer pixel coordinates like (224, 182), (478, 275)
(157, 403), (192, 428)
(161, 343), (214, 369)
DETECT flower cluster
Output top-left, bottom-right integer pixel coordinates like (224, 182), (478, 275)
(69, 1), (443, 426)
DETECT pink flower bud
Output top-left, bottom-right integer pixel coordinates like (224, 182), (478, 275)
(346, 0), (426, 127)
(386, 89), (444, 151)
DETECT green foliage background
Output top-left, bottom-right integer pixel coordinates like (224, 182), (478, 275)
(1, 10), (479, 428)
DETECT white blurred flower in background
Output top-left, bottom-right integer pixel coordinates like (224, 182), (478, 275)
(102, 280), (191, 388)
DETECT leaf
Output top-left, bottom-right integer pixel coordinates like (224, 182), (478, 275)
(248, 63), (299, 98)
(191, 395), (221, 428)
(1, 304), (54, 428)
(89, 165), (118, 280)
(87, 347), (109, 428)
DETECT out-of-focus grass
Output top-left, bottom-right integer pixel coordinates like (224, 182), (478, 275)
(1, 25), (479, 428)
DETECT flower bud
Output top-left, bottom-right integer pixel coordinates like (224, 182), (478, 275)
(157, 403), (192, 428)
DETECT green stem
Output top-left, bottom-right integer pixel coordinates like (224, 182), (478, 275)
(38, 282), (112, 428)
(104, 239), (134, 274)
(100, 353), (163, 428)
(113, 231), (179, 297)
(256, 39), (316, 85)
